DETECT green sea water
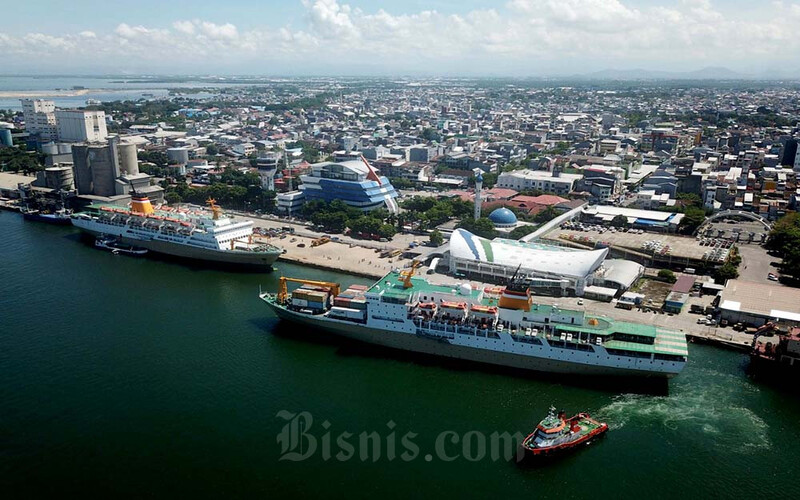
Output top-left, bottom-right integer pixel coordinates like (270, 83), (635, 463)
(1, 212), (799, 498)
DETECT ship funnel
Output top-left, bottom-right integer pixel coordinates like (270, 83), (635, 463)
(130, 195), (154, 214)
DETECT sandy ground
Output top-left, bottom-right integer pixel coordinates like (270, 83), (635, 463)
(255, 233), (421, 279)
(0, 89), (92, 98)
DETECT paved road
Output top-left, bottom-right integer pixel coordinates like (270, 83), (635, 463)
(737, 244), (781, 286)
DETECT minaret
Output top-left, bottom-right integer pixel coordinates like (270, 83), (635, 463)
(473, 168), (483, 220)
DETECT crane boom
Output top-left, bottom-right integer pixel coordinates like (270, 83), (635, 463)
(278, 277), (340, 303)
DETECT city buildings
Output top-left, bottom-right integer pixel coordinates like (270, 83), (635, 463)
(21, 99), (107, 143)
(298, 160), (399, 212)
(21, 99), (57, 141)
(496, 169), (582, 195)
(55, 110), (108, 143)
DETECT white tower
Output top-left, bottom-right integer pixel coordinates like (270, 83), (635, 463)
(473, 168), (483, 220)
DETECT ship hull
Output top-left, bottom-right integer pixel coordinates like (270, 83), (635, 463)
(23, 212), (72, 225)
(73, 222), (280, 270)
(264, 301), (676, 379)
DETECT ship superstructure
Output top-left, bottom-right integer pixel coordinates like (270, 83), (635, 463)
(72, 195), (282, 268)
(260, 266), (688, 378)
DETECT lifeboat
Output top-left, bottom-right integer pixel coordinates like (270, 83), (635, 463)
(470, 304), (498, 314)
(440, 301), (467, 309)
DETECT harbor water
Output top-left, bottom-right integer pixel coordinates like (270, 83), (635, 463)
(1, 212), (799, 498)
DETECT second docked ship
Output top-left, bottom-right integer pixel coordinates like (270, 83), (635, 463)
(71, 194), (283, 269)
(260, 265), (688, 378)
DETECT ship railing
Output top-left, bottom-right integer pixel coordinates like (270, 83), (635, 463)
(416, 328), (455, 340)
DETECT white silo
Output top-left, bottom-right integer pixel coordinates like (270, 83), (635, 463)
(167, 147), (190, 165)
(118, 143), (139, 175)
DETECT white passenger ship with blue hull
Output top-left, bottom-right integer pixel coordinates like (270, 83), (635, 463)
(260, 267), (688, 378)
(71, 194), (282, 269)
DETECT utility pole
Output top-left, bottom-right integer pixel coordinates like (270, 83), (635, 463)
(284, 148), (292, 192)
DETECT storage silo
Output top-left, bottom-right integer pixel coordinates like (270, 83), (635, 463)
(0, 128), (12, 147)
(118, 143), (139, 175)
(41, 142), (59, 155)
(57, 143), (73, 154)
(167, 147), (189, 165)
(44, 165), (75, 191)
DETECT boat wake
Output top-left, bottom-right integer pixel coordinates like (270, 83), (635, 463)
(596, 367), (770, 452)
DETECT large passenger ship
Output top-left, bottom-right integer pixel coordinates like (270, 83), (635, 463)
(71, 194), (282, 269)
(260, 266), (688, 378)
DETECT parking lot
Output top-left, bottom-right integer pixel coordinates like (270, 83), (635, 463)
(698, 219), (768, 246)
(550, 222), (710, 261)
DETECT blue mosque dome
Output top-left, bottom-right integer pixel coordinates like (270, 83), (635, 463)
(488, 207), (517, 227)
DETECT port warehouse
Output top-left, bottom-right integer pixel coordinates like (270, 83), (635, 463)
(716, 279), (800, 328)
(446, 228), (643, 299)
(578, 206), (685, 233)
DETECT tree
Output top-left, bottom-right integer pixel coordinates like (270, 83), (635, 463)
(766, 213), (800, 282)
(533, 206), (559, 224)
(377, 224), (396, 239)
(610, 215), (628, 228)
(714, 262), (739, 283)
(676, 192), (702, 207)
(165, 192), (183, 205)
(657, 269), (677, 283)
(508, 225), (537, 240)
(204, 144), (219, 156)
(429, 229), (444, 246)
(679, 207), (706, 234)
(458, 217), (498, 239)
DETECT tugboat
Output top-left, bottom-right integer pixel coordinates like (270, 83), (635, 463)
(521, 407), (608, 458)
(95, 236), (148, 256)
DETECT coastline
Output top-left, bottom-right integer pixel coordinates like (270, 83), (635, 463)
(0, 89), (92, 98)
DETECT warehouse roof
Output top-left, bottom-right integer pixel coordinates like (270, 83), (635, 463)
(449, 229), (607, 279)
(718, 279), (800, 319)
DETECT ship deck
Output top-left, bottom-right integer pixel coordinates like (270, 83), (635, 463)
(370, 270), (688, 358)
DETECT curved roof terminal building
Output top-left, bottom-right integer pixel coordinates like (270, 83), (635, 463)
(448, 228), (608, 296)
(299, 160), (399, 213)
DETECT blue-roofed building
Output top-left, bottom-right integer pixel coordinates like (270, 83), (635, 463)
(488, 207), (518, 228)
(299, 160), (399, 213)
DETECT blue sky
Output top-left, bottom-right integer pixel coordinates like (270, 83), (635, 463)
(1, 0), (799, 76)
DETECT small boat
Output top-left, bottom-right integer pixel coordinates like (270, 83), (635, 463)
(21, 207), (73, 225)
(521, 407), (608, 458)
(95, 236), (148, 256)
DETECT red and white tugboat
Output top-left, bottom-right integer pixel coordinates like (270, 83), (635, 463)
(521, 407), (608, 458)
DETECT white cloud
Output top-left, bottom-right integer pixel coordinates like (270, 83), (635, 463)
(198, 21), (238, 40)
(172, 20), (195, 35)
(2, 0), (800, 75)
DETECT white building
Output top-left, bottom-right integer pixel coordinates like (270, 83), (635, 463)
(448, 228), (608, 296)
(277, 190), (306, 215)
(21, 99), (58, 141)
(55, 110), (108, 143)
(232, 143), (255, 156)
(496, 169), (581, 195)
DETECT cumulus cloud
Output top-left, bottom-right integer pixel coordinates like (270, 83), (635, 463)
(172, 20), (195, 35)
(1, 0), (800, 74)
